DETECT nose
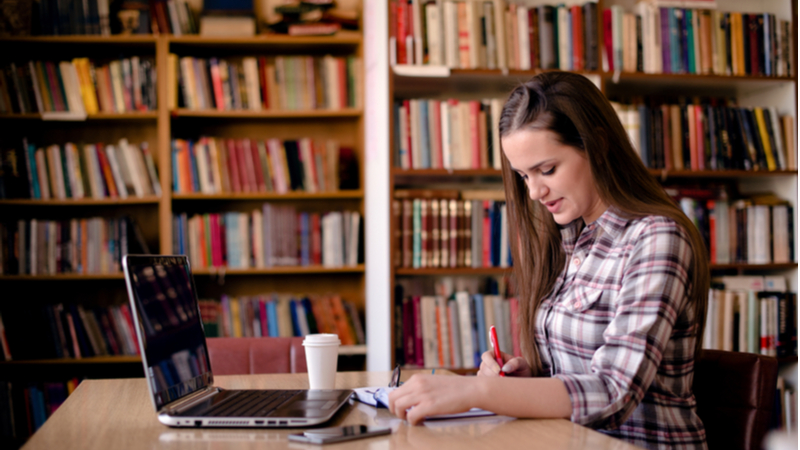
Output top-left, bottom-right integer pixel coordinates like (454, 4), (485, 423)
(526, 177), (548, 201)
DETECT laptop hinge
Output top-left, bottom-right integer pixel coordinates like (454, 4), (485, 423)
(163, 387), (221, 414)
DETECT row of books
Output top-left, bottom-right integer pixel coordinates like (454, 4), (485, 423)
(0, 216), (151, 276)
(611, 99), (797, 172)
(394, 289), (519, 369)
(0, 301), (140, 362)
(703, 276), (795, 358)
(394, 98), (504, 170)
(0, 139), (161, 200)
(394, 191), (512, 269)
(199, 294), (365, 346)
(0, 380), (81, 440)
(172, 138), (357, 195)
(0, 58), (157, 116)
(390, 0), (795, 78)
(667, 188), (795, 265)
(625, 5), (794, 77)
(173, 208), (363, 269)
(389, 0), (600, 71)
(35, 0), (111, 35)
(173, 55), (362, 112)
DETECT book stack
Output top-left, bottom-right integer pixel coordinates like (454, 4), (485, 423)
(0, 58), (158, 115)
(704, 275), (796, 358)
(394, 98), (504, 170)
(0, 216), (151, 275)
(610, 4), (794, 76)
(389, 0), (599, 71)
(0, 379), (81, 439)
(610, 97), (797, 171)
(173, 207), (362, 269)
(171, 137), (356, 194)
(666, 187), (795, 265)
(199, 294), (365, 346)
(173, 55), (361, 111)
(394, 190), (510, 269)
(394, 281), (518, 369)
(0, 139), (160, 200)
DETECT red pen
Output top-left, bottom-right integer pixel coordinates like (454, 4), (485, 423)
(490, 326), (505, 377)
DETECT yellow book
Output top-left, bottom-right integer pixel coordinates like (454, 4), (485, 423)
(753, 108), (776, 170)
(230, 297), (242, 337)
(733, 14), (746, 76)
(72, 58), (99, 114)
(167, 53), (178, 110)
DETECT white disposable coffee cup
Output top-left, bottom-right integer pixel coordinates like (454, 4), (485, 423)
(302, 334), (341, 389)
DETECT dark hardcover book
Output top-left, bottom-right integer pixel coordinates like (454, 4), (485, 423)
(787, 206), (795, 263)
(300, 298), (318, 334)
(583, 2), (597, 71)
(776, 293), (791, 357)
(725, 107), (749, 170)
(528, 7), (538, 70)
(660, 7), (671, 73)
(651, 105), (662, 169)
(338, 147), (359, 190)
(735, 108), (758, 170)
(742, 14), (751, 75)
(67, 304), (94, 358)
(69, 0), (84, 35)
(636, 15), (643, 72)
(43, 305), (63, 359)
(282, 140), (304, 191)
(706, 104), (717, 170)
(762, 108), (781, 169)
(538, 5), (556, 69)
(742, 108), (767, 169)
(678, 98), (691, 167)
(755, 14), (765, 76)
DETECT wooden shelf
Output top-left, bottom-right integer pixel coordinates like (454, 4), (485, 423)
(172, 191), (363, 201)
(710, 263), (798, 270)
(0, 273), (124, 280)
(395, 267), (511, 276)
(193, 265), (365, 276)
(0, 112), (157, 120)
(0, 355), (141, 365)
(0, 35), (157, 44)
(649, 169), (798, 179)
(168, 31), (362, 45)
(392, 168), (502, 176)
(0, 196), (161, 206)
(171, 108), (362, 119)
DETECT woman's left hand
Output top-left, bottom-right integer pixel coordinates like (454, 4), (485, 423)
(387, 374), (478, 425)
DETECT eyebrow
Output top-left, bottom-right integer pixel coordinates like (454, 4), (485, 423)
(510, 159), (555, 173)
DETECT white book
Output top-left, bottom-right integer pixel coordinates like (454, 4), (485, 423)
(447, 300), (462, 368)
(715, 200), (730, 264)
(166, 0), (182, 36)
(113, 143), (136, 197)
(48, 145), (66, 200)
(500, 203), (509, 267)
(348, 212), (360, 266)
(398, 102), (410, 169)
(760, 298), (769, 355)
(105, 145), (129, 199)
(484, 2), (497, 69)
(179, 57), (196, 110)
(59, 62), (87, 117)
(195, 140), (212, 194)
(118, 138), (143, 197)
(466, 1), (480, 69)
(557, 5), (570, 71)
(455, 291), (476, 368)
(426, 3), (443, 66)
(409, 100), (421, 169)
(299, 138), (317, 193)
(752, 205), (771, 264)
(411, 0), (424, 65)
(517, 6), (530, 70)
(440, 101), (452, 169)
(241, 57), (262, 111)
(703, 288), (716, 349)
(491, 99), (502, 169)
(108, 61), (126, 113)
(443, 1), (459, 68)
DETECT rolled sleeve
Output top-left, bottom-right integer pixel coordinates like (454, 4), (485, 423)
(554, 219), (692, 430)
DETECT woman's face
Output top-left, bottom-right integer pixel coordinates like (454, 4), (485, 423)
(502, 128), (607, 225)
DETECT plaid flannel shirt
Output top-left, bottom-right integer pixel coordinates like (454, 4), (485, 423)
(536, 207), (707, 450)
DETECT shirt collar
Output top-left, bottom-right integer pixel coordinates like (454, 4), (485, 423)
(559, 206), (631, 243)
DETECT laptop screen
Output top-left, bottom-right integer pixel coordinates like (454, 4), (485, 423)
(123, 255), (212, 410)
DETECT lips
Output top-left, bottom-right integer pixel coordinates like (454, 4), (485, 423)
(544, 198), (563, 213)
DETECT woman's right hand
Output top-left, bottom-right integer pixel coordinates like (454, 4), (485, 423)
(478, 350), (532, 378)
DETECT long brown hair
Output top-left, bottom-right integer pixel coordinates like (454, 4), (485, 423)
(499, 72), (709, 375)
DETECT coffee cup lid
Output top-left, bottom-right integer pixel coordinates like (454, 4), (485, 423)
(302, 333), (341, 346)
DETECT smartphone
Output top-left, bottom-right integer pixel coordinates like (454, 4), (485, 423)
(287, 425), (391, 445)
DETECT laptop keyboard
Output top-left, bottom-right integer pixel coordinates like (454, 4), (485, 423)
(205, 390), (301, 417)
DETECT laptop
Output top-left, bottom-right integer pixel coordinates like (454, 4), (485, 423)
(122, 255), (353, 428)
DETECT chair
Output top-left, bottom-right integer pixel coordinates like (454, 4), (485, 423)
(693, 349), (779, 450)
(206, 337), (308, 375)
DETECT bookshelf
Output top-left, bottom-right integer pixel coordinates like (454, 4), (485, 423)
(381, 0), (798, 377)
(0, 17), (367, 409)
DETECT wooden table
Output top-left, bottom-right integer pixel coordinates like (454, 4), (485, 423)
(22, 371), (642, 450)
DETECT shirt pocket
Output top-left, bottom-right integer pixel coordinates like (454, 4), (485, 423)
(567, 285), (609, 313)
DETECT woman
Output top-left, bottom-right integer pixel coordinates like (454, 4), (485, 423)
(388, 72), (709, 450)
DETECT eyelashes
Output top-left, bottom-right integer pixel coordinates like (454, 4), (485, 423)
(541, 167), (555, 175)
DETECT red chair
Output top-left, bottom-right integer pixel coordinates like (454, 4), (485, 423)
(206, 337), (307, 375)
(693, 349), (779, 450)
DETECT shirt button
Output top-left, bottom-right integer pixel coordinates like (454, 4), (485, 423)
(572, 258), (581, 267)
(574, 301), (582, 309)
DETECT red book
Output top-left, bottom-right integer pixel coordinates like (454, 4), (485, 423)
(483, 200), (491, 267)
(337, 58), (347, 109)
(509, 297), (521, 357)
(238, 139), (257, 192)
(412, 296), (424, 366)
(469, 101), (481, 169)
(95, 146), (118, 197)
(748, 14), (759, 75)
(44, 61), (67, 111)
(707, 200), (717, 264)
(430, 100), (442, 168)
(209, 58), (225, 111)
(311, 213), (321, 265)
(571, 5), (584, 71)
(403, 100), (413, 168)
(250, 139), (267, 191)
(197, 215), (208, 267)
(102, 66), (116, 113)
(695, 104), (705, 171)
(210, 214), (221, 266)
(603, 9), (614, 71)
(528, 8), (539, 70)
(258, 57), (270, 109)
(119, 304), (140, 354)
(435, 304), (444, 366)
(154, 2), (171, 34)
(396, 0), (408, 65)
(225, 139), (242, 192)
(259, 298), (269, 336)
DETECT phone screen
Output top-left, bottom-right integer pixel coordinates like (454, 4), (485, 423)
(288, 425), (391, 444)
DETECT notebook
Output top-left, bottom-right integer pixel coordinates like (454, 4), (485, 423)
(122, 255), (353, 427)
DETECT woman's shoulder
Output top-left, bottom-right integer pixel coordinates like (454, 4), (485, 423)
(622, 213), (692, 244)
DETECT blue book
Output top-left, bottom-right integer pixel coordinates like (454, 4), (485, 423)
(29, 387), (45, 431)
(159, 360), (176, 388)
(686, 9), (695, 74)
(473, 294), (487, 355)
(289, 299), (301, 336)
(679, 9), (690, 74)
(491, 202), (501, 267)
(171, 141), (180, 192)
(419, 100), (430, 168)
(267, 299), (279, 337)
(26, 143), (41, 199)
(301, 298), (318, 334)
(300, 213), (310, 266)
(669, 9), (681, 73)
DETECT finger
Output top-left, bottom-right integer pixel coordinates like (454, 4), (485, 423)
(480, 350), (501, 370)
(405, 402), (433, 426)
(501, 356), (523, 373)
(390, 391), (418, 421)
